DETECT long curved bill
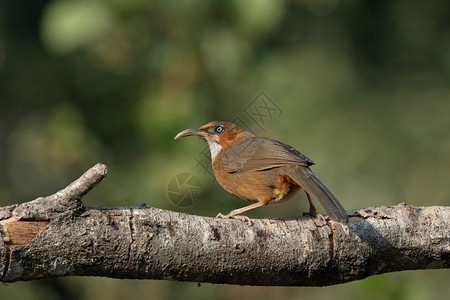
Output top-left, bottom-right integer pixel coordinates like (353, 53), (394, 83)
(174, 128), (208, 140)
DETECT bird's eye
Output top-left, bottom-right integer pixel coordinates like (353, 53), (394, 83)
(215, 125), (224, 134)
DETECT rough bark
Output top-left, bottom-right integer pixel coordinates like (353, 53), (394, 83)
(0, 164), (448, 285)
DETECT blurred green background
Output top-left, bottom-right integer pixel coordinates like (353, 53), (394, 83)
(1, 0), (449, 299)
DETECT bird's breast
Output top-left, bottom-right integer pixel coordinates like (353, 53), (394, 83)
(212, 159), (300, 205)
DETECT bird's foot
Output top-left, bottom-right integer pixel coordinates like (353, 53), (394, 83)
(303, 210), (328, 224)
(216, 213), (252, 224)
(215, 212), (228, 218)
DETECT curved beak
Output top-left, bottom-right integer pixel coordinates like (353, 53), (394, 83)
(174, 128), (208, 140)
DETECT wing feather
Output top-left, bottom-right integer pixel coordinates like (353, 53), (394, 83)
(221, 137), (314, 173)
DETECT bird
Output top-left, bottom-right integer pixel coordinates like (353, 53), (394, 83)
(174, 121), (348, 223)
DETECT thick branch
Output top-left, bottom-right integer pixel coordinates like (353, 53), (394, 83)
(0, 164), (448, 285)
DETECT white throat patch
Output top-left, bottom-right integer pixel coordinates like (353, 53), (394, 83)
(205, 139), (222, 161)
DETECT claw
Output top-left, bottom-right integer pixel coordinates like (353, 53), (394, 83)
(303, 210), (328, 224)
(215, 213), (253, 225)
(232, 215), (252, 224)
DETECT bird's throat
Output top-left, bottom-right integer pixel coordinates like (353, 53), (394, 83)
(205, 139), (222, 161)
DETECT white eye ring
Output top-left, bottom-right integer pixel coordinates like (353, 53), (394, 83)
(215, 125), (224, 133)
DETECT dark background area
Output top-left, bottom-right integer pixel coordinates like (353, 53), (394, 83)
(1, 0), (449, 299)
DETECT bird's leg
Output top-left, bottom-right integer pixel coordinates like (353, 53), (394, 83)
(216, 202), (264, 222)
(305, 191), (317, 215)
(304, 191), (327, 223)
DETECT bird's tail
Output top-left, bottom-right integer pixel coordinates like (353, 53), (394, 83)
(288, 166), (348, 223)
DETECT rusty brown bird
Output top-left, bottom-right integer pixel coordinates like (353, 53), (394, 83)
(175, 121), (348, 223)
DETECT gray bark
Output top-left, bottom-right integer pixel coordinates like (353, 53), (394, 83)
(0, 164), (448, 285)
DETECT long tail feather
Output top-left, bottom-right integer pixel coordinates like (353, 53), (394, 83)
(288, 167), (348, 223)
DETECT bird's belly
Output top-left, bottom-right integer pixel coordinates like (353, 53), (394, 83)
(214, 169), (300, 205)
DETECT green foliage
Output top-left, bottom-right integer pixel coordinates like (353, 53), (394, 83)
(0, 0), (449, 298)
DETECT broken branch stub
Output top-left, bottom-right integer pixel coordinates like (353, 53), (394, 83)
(0, 163), (108, 280)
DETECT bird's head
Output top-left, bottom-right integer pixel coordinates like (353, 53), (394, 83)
(174, 121), (250, 161)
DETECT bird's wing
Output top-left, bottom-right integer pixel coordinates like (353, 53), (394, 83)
(221, 136), (314, 173)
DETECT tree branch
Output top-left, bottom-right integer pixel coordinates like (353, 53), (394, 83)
(0, 164), (448, 285)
